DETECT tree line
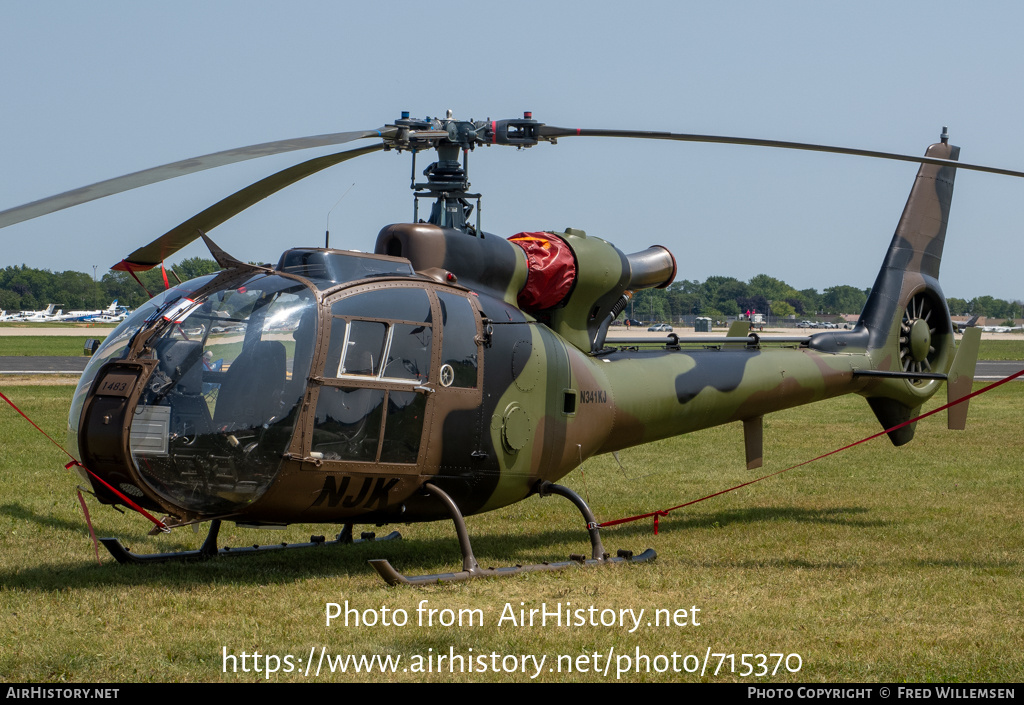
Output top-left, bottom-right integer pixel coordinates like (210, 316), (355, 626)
(1, 259), (1020, 323)
(622, 273), (1021, 324)
(0, 258), (222, 313)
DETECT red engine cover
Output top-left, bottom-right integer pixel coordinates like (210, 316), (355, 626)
(508, 232), (576, 311)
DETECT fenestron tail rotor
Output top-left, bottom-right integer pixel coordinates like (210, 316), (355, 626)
(899, 290), (943, 379)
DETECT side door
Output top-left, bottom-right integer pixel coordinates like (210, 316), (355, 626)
(428, 290), (487, 478)
(308, 285), (435, 471)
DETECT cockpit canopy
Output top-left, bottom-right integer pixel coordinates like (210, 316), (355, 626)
(69, 248), (483, 518)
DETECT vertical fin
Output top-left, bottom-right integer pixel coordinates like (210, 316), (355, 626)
(866, 398), (920, 446)
(727, 320), (751, 337)
(743, 416), (763, 470)
(947, 327), (982, 430)
(726, 320), (752, 349)
(859, 137), (959, 345)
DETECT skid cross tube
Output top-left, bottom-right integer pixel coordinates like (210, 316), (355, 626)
(368, 481), (655, 586)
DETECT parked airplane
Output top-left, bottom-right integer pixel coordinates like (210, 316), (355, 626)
(981, 322), (1024, 333)
(954, 315), (980, 333)
(0, 303), (64, 322)
(57, 300), (128, 323)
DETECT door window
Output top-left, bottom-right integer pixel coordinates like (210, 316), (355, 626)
(312, 287), (434, 464)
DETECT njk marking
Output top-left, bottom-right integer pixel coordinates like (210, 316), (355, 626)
(312, 476), (399, 510)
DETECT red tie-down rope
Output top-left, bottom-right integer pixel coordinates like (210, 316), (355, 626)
(598, 367), (1024, 534)
(75, 487), (102, 565)
(0, 390), (170, 538)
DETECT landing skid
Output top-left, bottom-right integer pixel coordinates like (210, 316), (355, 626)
(369, 481), (655, 585)
(99, 519), (401, 564)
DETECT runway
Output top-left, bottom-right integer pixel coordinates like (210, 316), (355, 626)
(973, 360), (1024, 381)
(0, 356), (89, 374)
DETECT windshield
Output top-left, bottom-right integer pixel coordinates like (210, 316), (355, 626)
(126, 274), (317, 514)
(68, 275), (218, 459)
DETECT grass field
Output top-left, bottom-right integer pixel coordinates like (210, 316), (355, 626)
(0, 337), (100, 357)
(978, 338), (1024, 360)
(0, 379), (1021, 683)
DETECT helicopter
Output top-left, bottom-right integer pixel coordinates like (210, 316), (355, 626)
(0, 111), (1010, 585)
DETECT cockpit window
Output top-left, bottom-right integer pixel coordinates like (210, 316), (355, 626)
(276, 249), (414, 289)
(326, 288), (433, 384)
(312, 287), (434, 464)
(337, 320), (387, 376)
(126, 273), (317, 514)
(68, 274), (219, 459)
(331, 287), (432, 323)
(382, 323), (432, 382)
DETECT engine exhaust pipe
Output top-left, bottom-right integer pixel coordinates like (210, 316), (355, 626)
(625, 246), (676, 290)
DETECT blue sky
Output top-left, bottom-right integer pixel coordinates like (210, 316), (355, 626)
(2, 1), (1023, 301)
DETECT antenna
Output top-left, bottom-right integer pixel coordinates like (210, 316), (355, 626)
(325, 182), (356, 248)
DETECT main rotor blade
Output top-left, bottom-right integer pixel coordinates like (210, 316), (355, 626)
(538, 126), (1024, 179)
(0, 127), (394, 229)
(114, 143), (383, 271)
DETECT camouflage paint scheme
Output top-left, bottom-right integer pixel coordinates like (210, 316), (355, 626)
(68, 138), (962, 535)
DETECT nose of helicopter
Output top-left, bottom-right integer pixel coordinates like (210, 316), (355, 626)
(71, 272), (319, 516)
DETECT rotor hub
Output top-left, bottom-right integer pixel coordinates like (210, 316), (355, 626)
(908, 317), (931, 362)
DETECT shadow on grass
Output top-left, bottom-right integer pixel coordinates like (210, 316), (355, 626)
(5, 501), (1015, 590)
(1, 532), (418, 591)
(1, 503), (901, 592)
(0, 502), (97, 534)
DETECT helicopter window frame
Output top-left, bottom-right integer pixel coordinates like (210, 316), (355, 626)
(313, 312), (436, 466)
(329, 317), (433, 385)
(308, 285), (442, 468)
(322, 285), (436, 386)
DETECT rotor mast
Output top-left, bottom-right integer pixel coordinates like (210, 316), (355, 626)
(385, 110), (542, 234)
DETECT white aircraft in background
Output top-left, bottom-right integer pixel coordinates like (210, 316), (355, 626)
(981, 322), (1024, 333)
(57, 300), (127, 323)
(953, 315), (1023, 334)
(954, 315), (980, 333)
(0, 303), (64, 322)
